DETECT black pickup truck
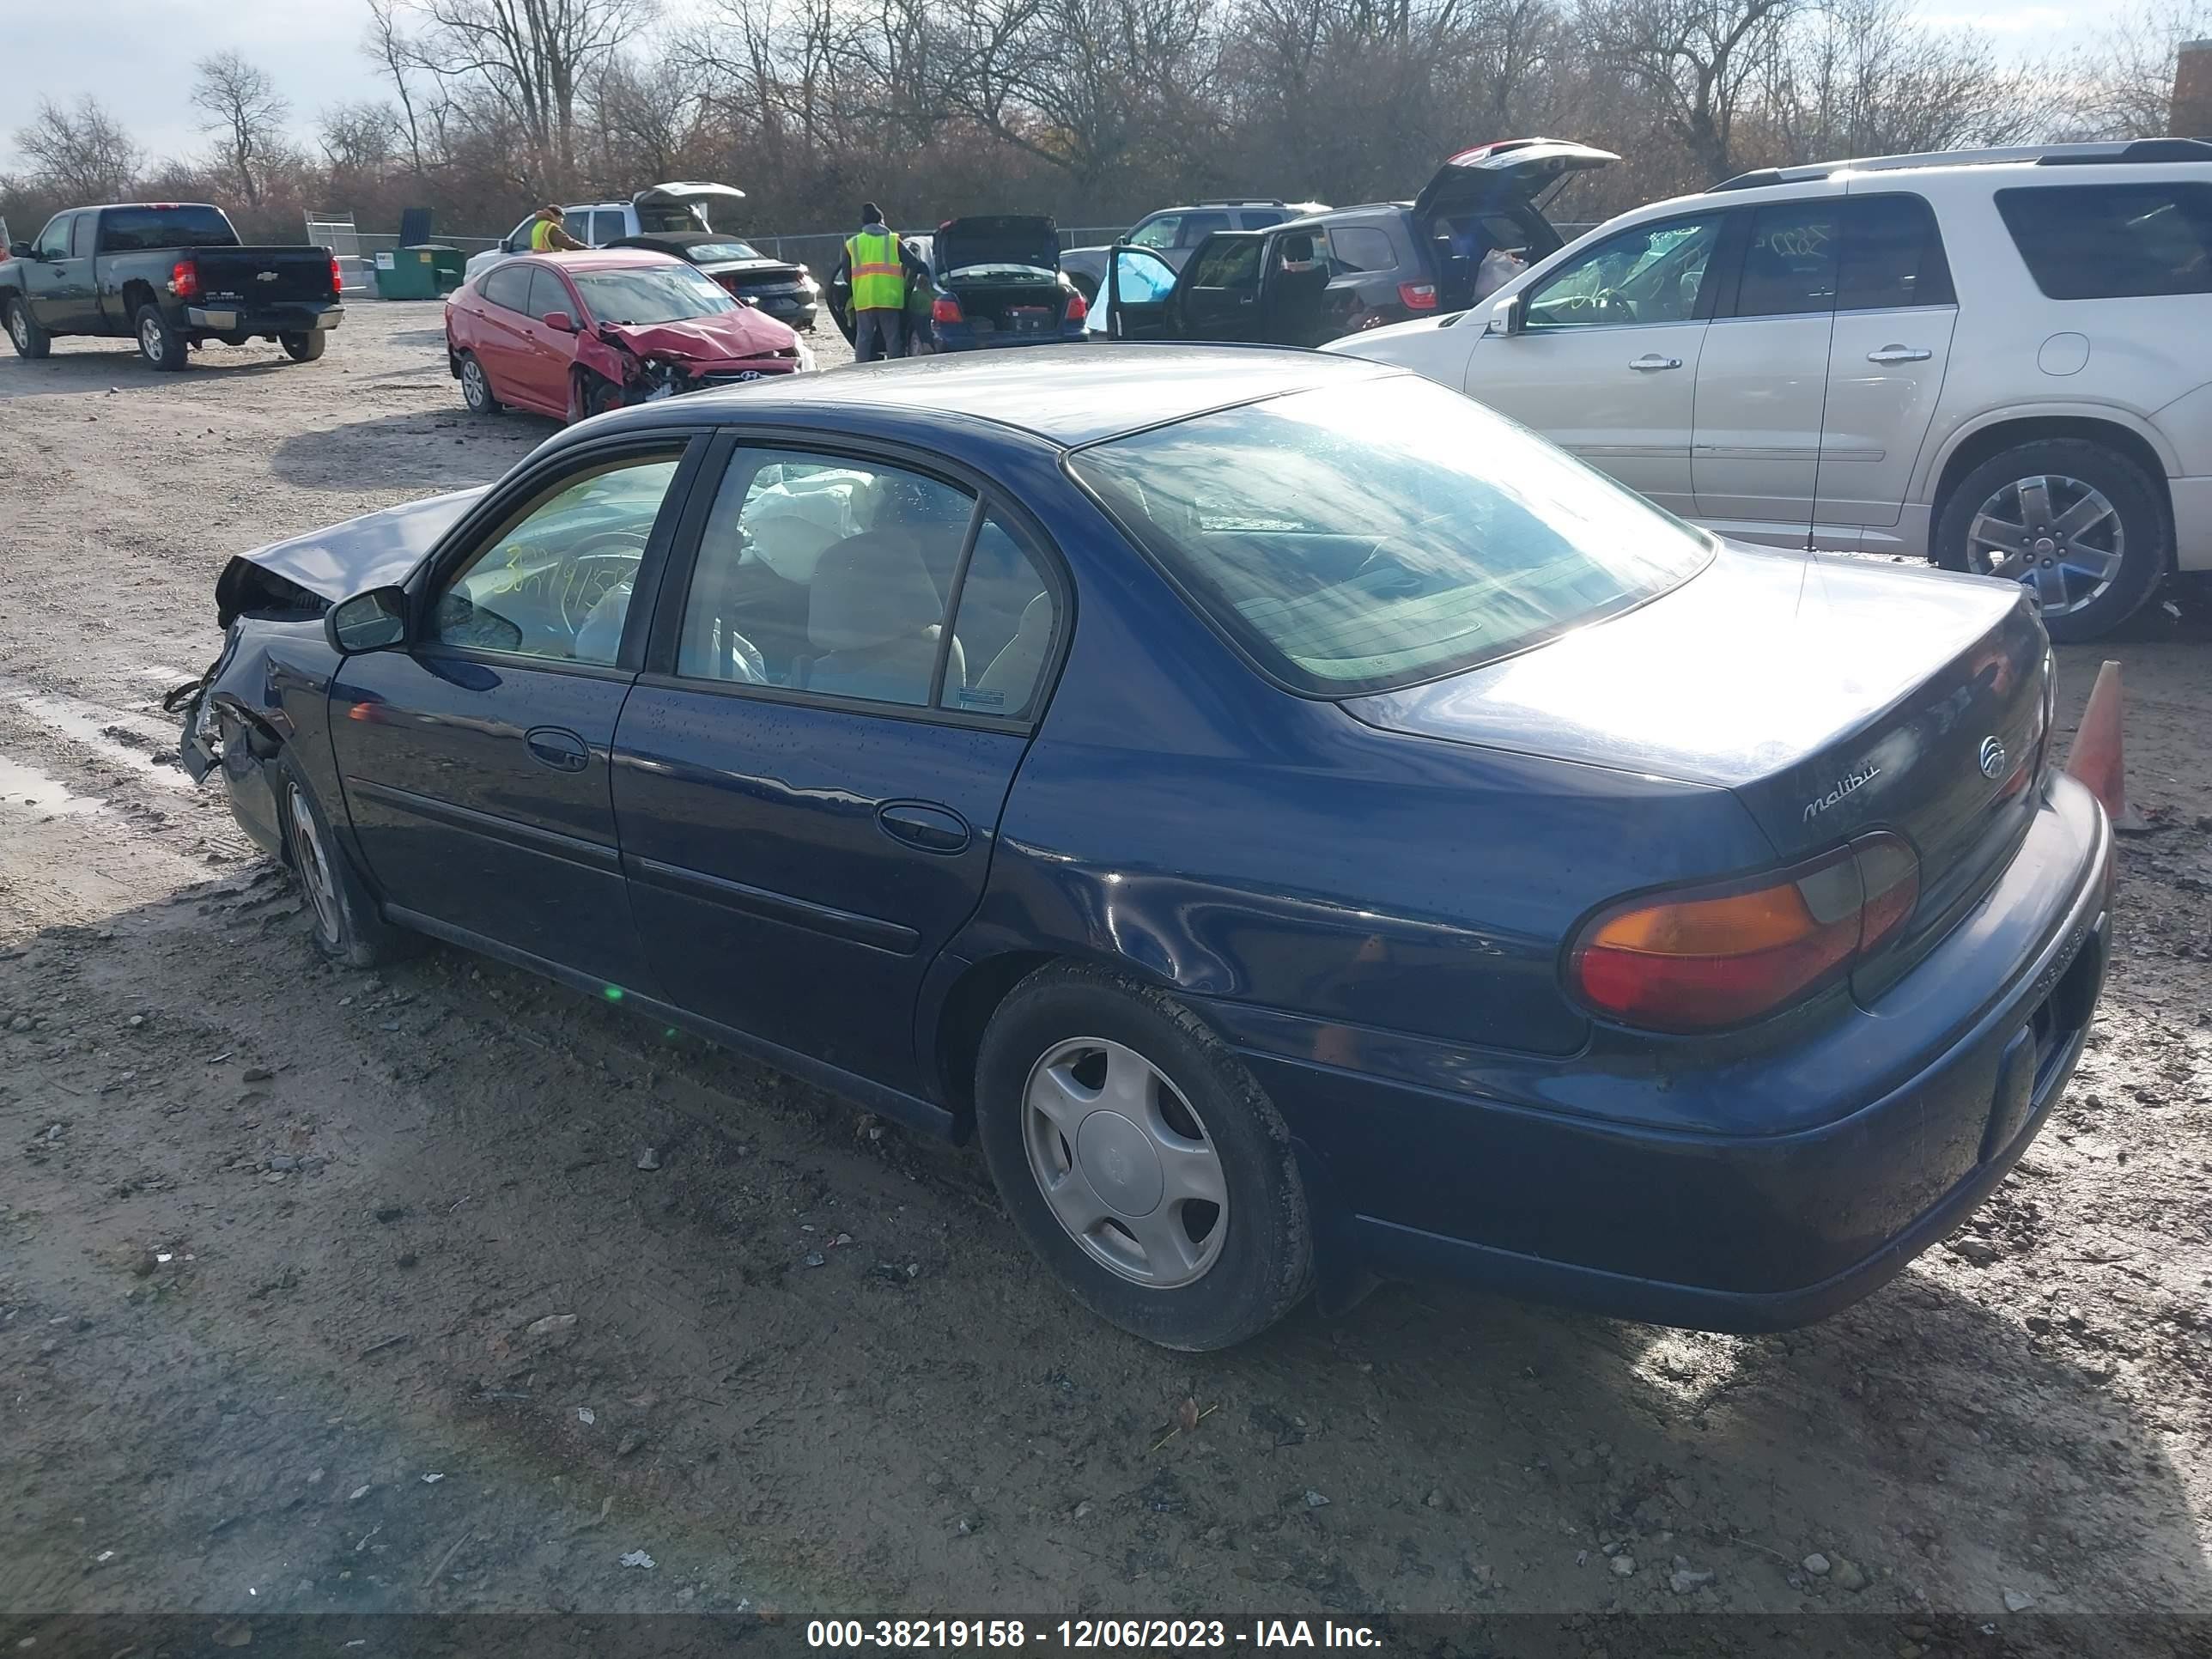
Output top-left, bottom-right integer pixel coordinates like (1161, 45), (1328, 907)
(0, 202), (343, 369)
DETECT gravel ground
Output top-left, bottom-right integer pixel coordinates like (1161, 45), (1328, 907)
(1, 305), (2209, 1646)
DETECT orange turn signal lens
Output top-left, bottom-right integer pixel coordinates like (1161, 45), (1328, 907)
(1569, 834), (1918, 1033)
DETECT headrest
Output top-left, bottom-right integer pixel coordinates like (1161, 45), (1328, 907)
(809, 532), (944, 652)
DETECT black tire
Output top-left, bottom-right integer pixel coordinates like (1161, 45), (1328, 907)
(1933, 437), (2169, 642)
(3, 297), (51, 360)
(272, 755), (417, 969)
(133, 302), (188, 371)
(281, 331), (326, 362)
(576, 371), (625, 422)
(458, 350), (501, 414)
(974, 963), (1314, 1350)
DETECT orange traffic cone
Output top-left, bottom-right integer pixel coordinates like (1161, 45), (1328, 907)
(2063, 659), (2149, 834)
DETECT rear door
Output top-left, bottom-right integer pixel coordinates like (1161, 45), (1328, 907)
(1819, 191), (1960, 531)
(1462, 207), (1729, 517)
(1172, 232), (1267, 342)
(1692, 189), (1848, 544)
(612, 439), (1066, 1093)
(474, 263), (549, 411)
(329, 438), (703, 990)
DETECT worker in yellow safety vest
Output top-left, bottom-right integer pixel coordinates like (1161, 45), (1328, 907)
(833, 202), (921, 363)
(529, 204), (587, 253)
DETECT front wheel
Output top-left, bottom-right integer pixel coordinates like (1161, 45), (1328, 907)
(4, 298), (52, 360)
(975, 963), (1314, 1350)
(281, 331), (326, 362)
(1934, 438), (2169, 641)
(274, 757), (418, 969)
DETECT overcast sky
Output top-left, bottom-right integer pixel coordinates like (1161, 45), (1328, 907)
(0, 0), (2111, 176)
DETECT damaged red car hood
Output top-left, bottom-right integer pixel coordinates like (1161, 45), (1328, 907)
(600, 312), (793, 364)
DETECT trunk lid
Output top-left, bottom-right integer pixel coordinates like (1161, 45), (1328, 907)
(191, 246), (337, 305)
(936, 215), (1060, 276)
(1347, 545), (2050, 981)
(1411, 138), (1619, 222)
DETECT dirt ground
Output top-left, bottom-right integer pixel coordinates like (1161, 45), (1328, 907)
(2, 305), (2209, 1644)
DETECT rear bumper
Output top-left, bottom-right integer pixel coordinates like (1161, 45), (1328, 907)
(934, 325), (1088, 352)
(187, 302), (343, 334)
(1225, 775), (2112, 1331)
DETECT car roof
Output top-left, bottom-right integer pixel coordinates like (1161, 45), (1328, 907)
(514, 248), (690, 273)
(590, 343), (1407, 448)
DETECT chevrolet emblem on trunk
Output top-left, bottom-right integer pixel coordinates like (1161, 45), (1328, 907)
(255, 270), (280, 282)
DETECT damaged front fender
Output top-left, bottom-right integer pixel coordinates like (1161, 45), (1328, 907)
(173, 611), (333, 857)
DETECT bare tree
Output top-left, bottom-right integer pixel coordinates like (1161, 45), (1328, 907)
(394, 0), (660, 195)
(1768, 0), (2040, 163)
(2068, 1), (2212, 138)
(10, 95), (143, 202)
(1589, 0), (1802, 183)
(366, 0), (438, 174)
(191, 51), (294, 206)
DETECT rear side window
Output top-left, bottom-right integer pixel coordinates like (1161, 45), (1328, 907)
(70, 215), (96, 258)
(1240, 209), (1289, 229)
(95, 205), (235, 252)
(591, 210), (626, 246)
(940, 520), (1060, 720)
(1328, 227), (1397, 271)
(482, 264), (532, 313)
(1996, 184), (2212, 301)
(1177, 211), (1231, 245)
(1735, 202), (1838, 318)
(1836, 195), (1954, 310)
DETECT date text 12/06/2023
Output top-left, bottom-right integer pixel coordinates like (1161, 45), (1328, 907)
(805, 1619), (1384, 1649)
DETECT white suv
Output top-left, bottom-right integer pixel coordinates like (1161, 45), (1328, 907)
(1329, 140), (2212, 640)
(462, 183), (750, 286)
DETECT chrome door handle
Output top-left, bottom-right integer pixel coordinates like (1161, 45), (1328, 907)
(1628, 354), (1682, 371)
(1867, 345), (1931, 364)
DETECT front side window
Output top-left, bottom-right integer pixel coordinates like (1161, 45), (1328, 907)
(1996, 183), (2212, 301)
(525, 266), (573, 322)
(1524, 214), (1723, 329)
(1069, 376), (1711, 696)
(570, 265), (734, 325)
(677, 450), (976, 708)
(431, 454), (684, 665)
(1188, 238), (1261, 291)
(34, 215), (73, 259)
(506, 216), (537, 252)
(1735, 202), (1839, 319)
(1128, 214), (1182, 251)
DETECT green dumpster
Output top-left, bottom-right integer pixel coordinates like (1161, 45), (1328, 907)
(372, 246), (439, 300)
(416, 245), (465, 295)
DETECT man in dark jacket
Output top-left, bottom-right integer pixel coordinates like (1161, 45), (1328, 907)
(832, 202), (930, 362)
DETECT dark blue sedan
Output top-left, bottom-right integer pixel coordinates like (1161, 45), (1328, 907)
(179, 346), (2111, 1351)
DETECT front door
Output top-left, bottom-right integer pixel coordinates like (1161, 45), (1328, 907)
(1173, 233), (1267, 343)
(328, 441), (698, 992)
(519, 265), (581, 410)
(612, 441), (1066, 1091)
(1692, 192), (1848, 544)
(1462, 208), (1729, 518)
(1102, 247), (1182, 340)
(23, 214), (86, 331)
(1817, 192), (1960, 532)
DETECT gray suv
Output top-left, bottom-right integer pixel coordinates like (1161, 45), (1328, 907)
(1060, 199), (1330, 299)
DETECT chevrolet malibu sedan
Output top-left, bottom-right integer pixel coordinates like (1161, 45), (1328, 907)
(446, 248), (809, 424)
(177, 346), (2110, 1351)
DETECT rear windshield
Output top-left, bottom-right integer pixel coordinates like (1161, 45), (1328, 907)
(688, 240), (763, 262)
(572, 266), (736, 324)
(97, 205), (236, 252)
(1995, 183), (2212, 301)
(1068, 377), (1711, 695)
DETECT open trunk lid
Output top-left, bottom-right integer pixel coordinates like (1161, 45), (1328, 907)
(633, 181), (747, 232)
(1347, 545), (2051, 987)
(936, 215), (1060, 276)
(1412, 138), (1619, 222)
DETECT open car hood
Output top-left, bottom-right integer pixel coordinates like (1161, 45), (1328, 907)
(1412, 138), (1618, 221)
(218, 488), (487, 617)
(935, 215), (1060, 276)
(600, 311), (793, 362)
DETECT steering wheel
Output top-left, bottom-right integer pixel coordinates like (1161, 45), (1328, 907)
(550, 532), (649, 636)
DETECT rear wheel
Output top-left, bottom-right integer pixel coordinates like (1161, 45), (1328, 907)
(134, 302), (187, 371)
(458, 350), (501, 414)
(4, 298), (51, 360)
(1935, 438), (2168, 641)
(274, 757), (417, 969)
(281, 331), (325, 362)
(975, 963), (1314, 1350)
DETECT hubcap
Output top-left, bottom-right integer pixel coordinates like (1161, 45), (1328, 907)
(1966, 473), (2124, 618)
(463, 359), (486, 405)
(8, 309), (26, 348)
(286, 784), (342, 945)
(141, 317), (162, 357)
(1021, 1037), (1228, 1289)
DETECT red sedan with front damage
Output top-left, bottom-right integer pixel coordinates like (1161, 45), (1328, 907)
(446, 248), (813, 423)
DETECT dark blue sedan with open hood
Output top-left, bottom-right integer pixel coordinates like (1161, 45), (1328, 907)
(178, 346), (2110, 1350)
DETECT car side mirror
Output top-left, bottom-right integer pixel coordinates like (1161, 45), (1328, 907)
(8, 243), (33, 262)
(326, 586), (409, 656)
(542, 310), (576, 332)
(1489, 293), (1526, 337)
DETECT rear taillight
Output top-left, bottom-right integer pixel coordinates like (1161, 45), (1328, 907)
(330, 253), (343, 296)
(1568, 832), (1920, 1033)
(168, 258), (200, 301)
(1065, 290), (1089, 323)
(1399, 282), (1438, 311)
(931, 296), (963, 325)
